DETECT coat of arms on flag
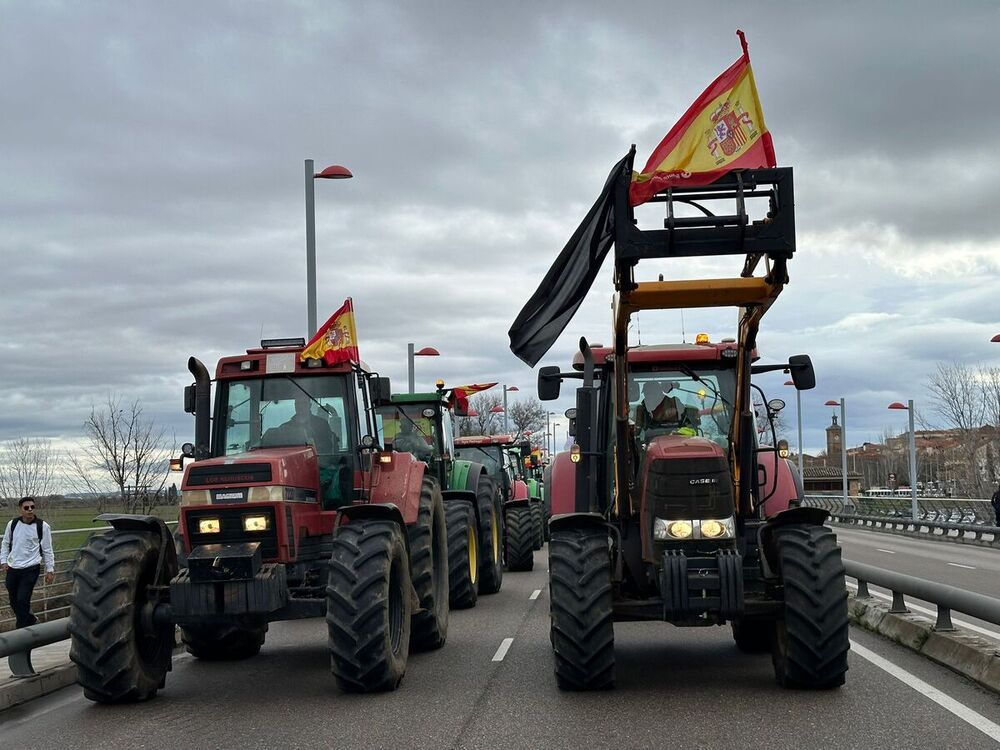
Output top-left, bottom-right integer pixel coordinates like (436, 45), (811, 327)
(300, 298), (360, 365)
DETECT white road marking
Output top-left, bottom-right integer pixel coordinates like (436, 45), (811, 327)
(492, 637), (514, 662)
(875, 548), (896, 554)
(847, 581), (1000, 641)
(850, 640), (1000, 743)
(529, 589), (541, 600)
(947, 562), (976, 570)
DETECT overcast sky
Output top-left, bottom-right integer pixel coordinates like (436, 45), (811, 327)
(2, 0), (998, 472)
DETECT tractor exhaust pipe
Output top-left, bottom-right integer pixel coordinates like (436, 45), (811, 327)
(188, 357), (212, 460)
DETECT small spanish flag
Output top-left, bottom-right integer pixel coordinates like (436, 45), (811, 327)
(630, 30), (776, 206)
(300, 298), (360, 365)
(448, 382), (498, 412)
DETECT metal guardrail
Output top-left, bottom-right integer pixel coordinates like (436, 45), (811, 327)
(805, 494), (996, 525)
(845, 559), (1000, 632)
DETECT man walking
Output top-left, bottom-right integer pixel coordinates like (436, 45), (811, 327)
(1, 497), (55, 628)
(991, 483), (1000, 527)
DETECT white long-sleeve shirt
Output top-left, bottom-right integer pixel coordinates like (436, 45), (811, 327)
(1, 518), (55, 573)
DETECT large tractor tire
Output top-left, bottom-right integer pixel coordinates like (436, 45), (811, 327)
(549, 525), (615, 690)
(505, 506), (535, 571)
(530, 501), (544, 550)
(771, 524), (849, 689)
(69, 529), (176, 703)
(182, 623), (266, 660)
(445, 501), (479, 609)
(408, 475), (449, 651)
(731, 617), (774, 653)
(475, 474), (504, 595)
(327, 519), (412, 692)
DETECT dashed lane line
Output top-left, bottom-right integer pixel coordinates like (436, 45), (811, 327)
(529, 589), (541, 600)
(947, 562), (976, 570)
(850, 640), (1000, 743)
(847, 581), (1000, 641)
(875, 548), (896, 554)
(491, 637), (514, 662)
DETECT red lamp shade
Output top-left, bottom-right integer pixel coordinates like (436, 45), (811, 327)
(490, 406), (505, 414)
(505, 386), (519, 392)
(466, 410), (479, 418)
(315, 165), (353, 179)
(824, 400), (840, 406)
(783, 380), (794, 386)
(415, 347), (440, 356)
(992, 334), (1000, 342)
(887, 402), (907, 410)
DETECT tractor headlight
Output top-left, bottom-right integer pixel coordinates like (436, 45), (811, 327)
(198, 518), (221, 534)
(242, 515), (270, 532)
(700, 519), (726, 538)
(653, 516), (735, 541)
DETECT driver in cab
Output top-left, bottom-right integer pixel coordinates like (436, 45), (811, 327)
(392, 421), (433, 461)
(635, 382), (698, 441)
(263, 390), (335, 456)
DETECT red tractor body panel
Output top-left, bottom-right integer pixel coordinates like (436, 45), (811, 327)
(512, 479), (530, 501)
(369, 454), (426, 525)
(548, 451), (577, 517)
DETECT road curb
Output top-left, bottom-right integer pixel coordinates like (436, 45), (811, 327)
(0, 663), (78, 711)
(849, 594), (1000, 694)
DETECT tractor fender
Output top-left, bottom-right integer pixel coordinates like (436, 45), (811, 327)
(442, 489), (481, 528)
(512, 479), (530, 502)
(757, 506), (831, 579)
(548, 452), (577, 517)
(370, 452), (427, 525)
(758, 452), (805, 517)
(94, 514), (178, 583)
(548, 511), (609, 535)
(335, 503), (411, 558)
(504, 498), (531, 511)
(449, 459), (474, 493)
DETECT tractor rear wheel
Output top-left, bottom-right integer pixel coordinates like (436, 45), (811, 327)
(731, 617), (774, 653)
(182, 623), (266, 660)
(476, 475), (504, 595)
(549, 525), (614, 690)
(505, 506), (535, 571)
(408, 475), (449, 651)
(327, 519), (411, 692)
(530, 501), (544, 550)
(771, 524), (849, 689)
(69, 529), (176, 703)
(445, 501), (479, 609)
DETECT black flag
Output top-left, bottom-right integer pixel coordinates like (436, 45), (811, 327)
(508, 152), (632, 366)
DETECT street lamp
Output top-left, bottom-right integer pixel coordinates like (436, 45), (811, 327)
(784, 380), (803, 478)
(889, 400), (919, 521)
(502, 385), (519, 432)
(406, 344), (440, 393)
(992, 334), (1000, 342)
(824, 398), (849, 506)
(304, 160), (353, 337)
(547, 411), (559, 456)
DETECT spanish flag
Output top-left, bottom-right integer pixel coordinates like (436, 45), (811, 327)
(630, 30), (775, 206)
(300, 298), (360, 365)
(448, 382), (498, 412)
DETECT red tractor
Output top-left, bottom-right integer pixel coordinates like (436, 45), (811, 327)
(69, 338), (450, 701)
(453, 435), (539, 571)
(520, 161), (850, 690)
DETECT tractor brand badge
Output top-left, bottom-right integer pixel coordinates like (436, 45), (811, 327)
(689, 477), (719, 485)
(705, 101), (759, 164)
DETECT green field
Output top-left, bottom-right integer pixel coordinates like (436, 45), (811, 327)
(27, 505), (180, 558)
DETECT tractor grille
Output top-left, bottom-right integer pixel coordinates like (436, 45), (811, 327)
(185, 506), (279, 559)
(186, 463), (272, 487)
(645, 457), (734, 519)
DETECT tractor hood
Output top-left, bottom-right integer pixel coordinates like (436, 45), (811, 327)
(181, 446), (321, 501)
(643, 434), (726, 462)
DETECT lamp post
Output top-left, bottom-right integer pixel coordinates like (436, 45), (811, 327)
(406, 344), (440, 393)
(547, 411), (558, 457)
(825, 398), (849, 506)
(304, 160), (353, 337)
(502, 385), (519, 432)
(784, 380), (803, 478)
(889, 400), (918, 521)
(489, 405), (505, 435)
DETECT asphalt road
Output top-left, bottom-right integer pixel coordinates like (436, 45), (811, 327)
(834, 525), (1000, 640)
(3, 545), (1000, 748)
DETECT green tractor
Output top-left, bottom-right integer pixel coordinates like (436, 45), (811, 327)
(376, 386), (504, 607)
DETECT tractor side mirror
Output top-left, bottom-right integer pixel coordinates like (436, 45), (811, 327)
(183, 385), (196, 414)
(370, 377), (392, 407)
(452, 400), (469, 417)
(538, 366), (561, 401)
(788, 354), (816, 391)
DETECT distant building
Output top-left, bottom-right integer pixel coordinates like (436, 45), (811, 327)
(802, 465), (863, 496)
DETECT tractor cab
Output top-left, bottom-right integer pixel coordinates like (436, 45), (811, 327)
(375, 392), (454, 484)
(454, 435), (516, 500)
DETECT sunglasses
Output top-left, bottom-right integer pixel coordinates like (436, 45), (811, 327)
(22, 506), (35, 511)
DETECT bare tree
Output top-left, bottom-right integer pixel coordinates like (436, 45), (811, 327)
(508, 397), (548, 442)
(68, 395), (174, 515)
(457, 392), (504, 436)
(0, 437), (56, 509)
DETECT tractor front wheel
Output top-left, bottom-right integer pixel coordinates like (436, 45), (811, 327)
(327, 519), (411, 692)
(771, 524), (849, 689)
(445, 501), (479, 609)
(505, 506), (534, 571)
(69, 529), (176, 703)
(530, 501), (544, 550)
(408, 475), (449, 651)
(549, 525), (614, 690)
(476, 476), (503, 595)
